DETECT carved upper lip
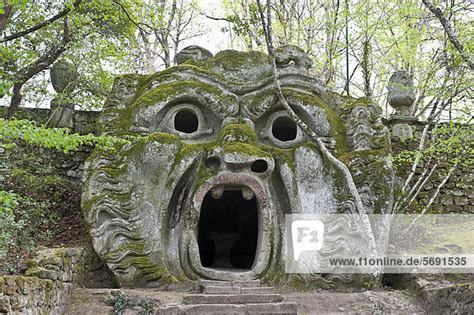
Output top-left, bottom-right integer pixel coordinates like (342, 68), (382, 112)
(192, 173), (267, 211)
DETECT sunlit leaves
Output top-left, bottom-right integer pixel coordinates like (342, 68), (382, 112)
(394, 122), (474, 168)
(0, 118), (137, 153)
(0, 0), (137, 110)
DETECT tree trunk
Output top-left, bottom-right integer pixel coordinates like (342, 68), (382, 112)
(5, 83), (22, 118)
(0, 2), (13, 35)
(4, 18), (70, 118)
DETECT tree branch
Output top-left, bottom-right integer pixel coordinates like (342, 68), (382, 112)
(113, 0), (151, 35)
(5, 17), (71, 118)
(422, 0), (474, 70)
(201, 13), (231, 22)
(0, 0), (81, 43)
(0, 1), (13, 35)
(255, 0), (366, 215)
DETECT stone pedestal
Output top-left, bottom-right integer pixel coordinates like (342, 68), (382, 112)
(207, 232), (240, 268)
(387, 71), (418, 141)
(48, 98), (75, 129)
(48, 60), (77, 128)
(391, 123), (413, 142)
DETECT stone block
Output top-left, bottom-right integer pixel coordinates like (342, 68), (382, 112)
(232, 280), (261, 287)
(199, 280), (232, 287)
(391, 123), (413, 142)
(203, 286), (240, 294)
(241, 286), (275, 294)
(183, 294), (283, 305)
(180, 304), (246, 314)
(454, 197), (468, 206)
(0, 296), (11, 313)
(5, 277), (18, 295)
(440, 195), (453, 206)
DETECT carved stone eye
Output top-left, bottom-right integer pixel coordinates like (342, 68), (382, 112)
(174, 109), (199, 133)
(261, 111), (303, 148)
(271, 116), (297, 142)
(157, 104), (213, 140)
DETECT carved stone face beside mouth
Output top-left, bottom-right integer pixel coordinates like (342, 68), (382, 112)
(82, 46), (394, 288)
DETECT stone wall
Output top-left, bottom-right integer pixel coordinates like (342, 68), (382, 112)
(0, 275), (73, 314)
(391, 123), (473, 214)
(0, 247), (114, 314)
(0, 108), (98, 182)
(0, 107), (99, 135)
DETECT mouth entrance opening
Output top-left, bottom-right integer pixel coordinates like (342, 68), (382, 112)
(198, 187), (258, 270)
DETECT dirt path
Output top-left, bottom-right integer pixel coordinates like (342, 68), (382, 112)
(285, 290), (426, 314)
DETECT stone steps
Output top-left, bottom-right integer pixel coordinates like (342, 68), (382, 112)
(204, 285), (275, 294)
(180, 302), (297, 314)
(66, 280), (298, 314)
(184, 293), (284, 304)
(175, 279), (298, 314)
(200, 279), (261, 288)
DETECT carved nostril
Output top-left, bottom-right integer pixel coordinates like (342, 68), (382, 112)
(251, 159), (268, 173)
(205, 156), (221, 171)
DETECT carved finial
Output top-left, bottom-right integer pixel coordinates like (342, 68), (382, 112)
(50, 60), (77, 94)
(49, 60), (76, 128)
(274, 45), (313, 70)
(387, 71), (415, 117)
(174, 46), (213, 65)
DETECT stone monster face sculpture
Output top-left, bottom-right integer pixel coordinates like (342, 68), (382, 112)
(82, 46), (392, 287)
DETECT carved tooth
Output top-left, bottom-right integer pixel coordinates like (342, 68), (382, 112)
(211, 186), (224, 199)
(242, 186), (255, 200)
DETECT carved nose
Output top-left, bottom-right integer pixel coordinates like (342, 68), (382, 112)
(251, 159), (268, 173)
(204, 153), (274, 176)
(220, 152), (274, 176)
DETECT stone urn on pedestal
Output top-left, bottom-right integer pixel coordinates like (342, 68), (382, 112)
(48, 60), (77, 129)
(387, 71), (418, 141)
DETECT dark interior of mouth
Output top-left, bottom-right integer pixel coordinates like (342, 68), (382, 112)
(198, 189), (258, 270)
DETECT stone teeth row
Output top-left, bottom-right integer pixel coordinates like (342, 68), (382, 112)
(210, 186), (255, 200)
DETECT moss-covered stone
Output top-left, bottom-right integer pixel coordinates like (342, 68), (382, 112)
(82, 46), (397, 290)
(219, 123), (257, 144)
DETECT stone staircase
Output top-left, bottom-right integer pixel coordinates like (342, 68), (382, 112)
(159, 279), (297, 314)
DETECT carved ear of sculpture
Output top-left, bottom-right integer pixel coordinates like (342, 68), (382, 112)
(274, 45), (313, 70)
(174, 45), (213, 65)
(334, 97), (392, 214)
(98, 74), (144, 135)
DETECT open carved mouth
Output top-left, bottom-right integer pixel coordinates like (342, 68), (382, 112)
(198, 185), (258, 270)
(186, 173), (270, 280)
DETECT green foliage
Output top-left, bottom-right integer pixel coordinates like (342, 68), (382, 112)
(0, 191), (51, 262)
(0, 118), (137, 153)
(0, 0), (137, 110)
(0, 191), (23, 259)
(113, 293), (129, 315)
(221, 0), (473, 121)
(0, 79), (13, 97)
(138, 301), (155, 315)
(394, 123), (473, 168)
(0, 148), (78, 273)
